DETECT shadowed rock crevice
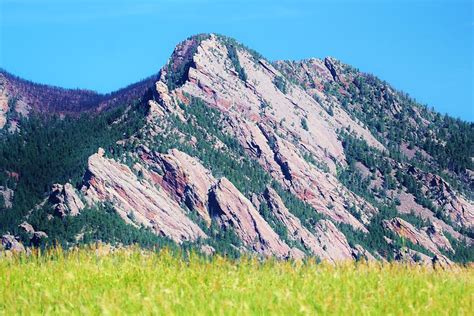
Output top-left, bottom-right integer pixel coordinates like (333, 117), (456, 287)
(207, 186), (225, 221)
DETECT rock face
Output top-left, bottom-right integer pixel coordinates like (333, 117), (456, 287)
(424, 223), (454, 253)
(1, 234), (25, 253)
(264, 187), (353, 262)
(273, 57), (385, 151)
(382, 218), (453, 259)
(313, 220), (354, 261)
(19, 221), (35, 234)
(352, 244), (377, 261)
(267, 134), (372, 230)
(276, 55), (474, 226)
(210, 178), (295, 258)
(18, 222), (48, 246)
(116, 34), (471, 260)
(49, 183), (85, 217)
(77, 146), (310, 258)
(0, 186), (14, 209)
(407, 167), (474, 229)
(140, 147), (215, 225)
(83, 148), (206, 243)
(159, 150), (214, 224)
(393, 247), (432, 266)
(159, 34), (377, 231)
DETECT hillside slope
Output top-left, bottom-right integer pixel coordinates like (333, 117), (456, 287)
(1, 34), (472, 264)
(0, 69), (159, 131)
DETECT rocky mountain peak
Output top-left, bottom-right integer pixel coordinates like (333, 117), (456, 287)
(1, 34), (472, 264)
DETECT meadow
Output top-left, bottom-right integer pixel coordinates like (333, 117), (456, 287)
(0, 247), (472, 315)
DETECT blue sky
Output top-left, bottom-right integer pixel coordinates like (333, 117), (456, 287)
(1, 0), (473, 121)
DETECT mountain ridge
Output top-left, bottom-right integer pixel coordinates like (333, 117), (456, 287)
(2, 33), (470, 122)
(1, 33), (472, 265)
(0, 68), (160, 130)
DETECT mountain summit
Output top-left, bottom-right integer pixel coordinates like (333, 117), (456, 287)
(1, 34), (472, 264)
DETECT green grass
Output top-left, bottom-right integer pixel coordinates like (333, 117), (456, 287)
(1, 247), (472, 315)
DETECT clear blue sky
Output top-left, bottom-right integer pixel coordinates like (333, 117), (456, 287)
(1, 0), (473, 121)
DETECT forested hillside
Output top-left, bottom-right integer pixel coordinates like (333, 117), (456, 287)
(1, 34), (472, 265)
(0, 97), (156, 247)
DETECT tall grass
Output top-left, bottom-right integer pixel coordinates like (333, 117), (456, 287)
(1, 246), (472, 315)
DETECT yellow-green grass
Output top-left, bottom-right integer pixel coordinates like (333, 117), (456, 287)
(1, 247), (472, 315)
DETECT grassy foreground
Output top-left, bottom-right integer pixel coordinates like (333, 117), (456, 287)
(0, 247), (472, 315)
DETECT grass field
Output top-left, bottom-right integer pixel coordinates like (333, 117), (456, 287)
(0, 247), (472, 315)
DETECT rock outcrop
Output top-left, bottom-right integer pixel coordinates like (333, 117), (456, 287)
(1, 234), (25, 253)
(19, 221), (35, 234)
(313, 220), (355, 261)
(392, 247), (453, 269)
(382, 218), (453, 259)
(83, 148), (206, 243)
(2, 34), (472, 263)
(267, 134), (372, 230)
(0, 186), (13, 209)
(49, 183), (85, 217)
(407, 167), (474, 229)
(275, 55), (473, 232)
(352, 244), (377, 261)
(140, 147), (215, 225)
(163, 34), (377, 231)
(264, 187), (354, 262)
(424, 223), (454, 253)
(18, 222), (48, 246)
(393, 247), (432, 266)
(82, 147), (308, 258)
(210, 178), (296, 258)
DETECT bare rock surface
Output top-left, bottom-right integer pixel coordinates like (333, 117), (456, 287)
(313, 219), (354, 261)
(210, 178), (294, 258)
(164, 35), (376, 230)
(273, 58), (385, 151)
(423, 223), (454, 253)
(394, 190), (467, 242)
(352, 244), (377, 261)
(268, 134), (373, 230)
(49, 183), (85, 217)
(83, 149), (206, 243)
(3, 34), (471, 264)
(140, 148), (216, 225)
(19, 221), (35, 234)
(264, 187), (354, 262)
(382, 217), (453, 258)
(0, 186), (14, 209)
(393, 247), (433, 266)
(1, 234), (25, 253)
(407, 167), (474, 228)
(200, 244), (216, 256)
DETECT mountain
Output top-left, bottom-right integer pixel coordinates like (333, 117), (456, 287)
(0, 69), (159, 131)
(1, 34), (473, 264)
